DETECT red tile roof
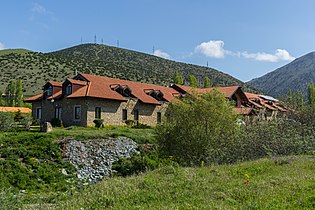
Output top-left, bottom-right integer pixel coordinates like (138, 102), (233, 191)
(234, 107), (253, 115)
(173, 84), (241, 98)
(0, 107), (32, 113)
(67, 73), (180, 105)
(48, 81), (62, 87)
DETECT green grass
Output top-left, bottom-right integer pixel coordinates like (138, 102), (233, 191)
(0, 126), (155, 209)
(51, 125), (156, 144)
(53, 155), (315, 210)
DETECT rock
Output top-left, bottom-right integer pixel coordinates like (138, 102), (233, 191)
(62, 137), (138, 183)
(41, 122), (53, 132)
(61, 168), (68, 175)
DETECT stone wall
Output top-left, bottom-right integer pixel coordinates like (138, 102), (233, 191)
(32, 96), (167, 127)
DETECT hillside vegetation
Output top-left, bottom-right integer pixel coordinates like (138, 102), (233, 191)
(247, 52), (315, 99)
(0, 44), (255, 96)
(50, 156), (315, 209)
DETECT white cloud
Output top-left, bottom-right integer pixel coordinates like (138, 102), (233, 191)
(241, 49), (295, 62)
(195, 40), (225, 58)
(194, 40), (295, 62)
(31, 3), (47, 14)
(153, 49), (171, 59)
(0, 42), (5, 50)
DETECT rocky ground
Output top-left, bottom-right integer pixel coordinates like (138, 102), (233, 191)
(61, 137), (138, 183)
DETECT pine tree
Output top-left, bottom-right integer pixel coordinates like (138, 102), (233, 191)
(15, 79), (23, 107)
(188, 75), (198, 88)
(8, 80), (16, 107)
(0, 90), (3, 106)
(287, 89), (293, 106)
(308, 83), (315, 107)
(204, 76), (211, 88)
(173, 70), (183, 84)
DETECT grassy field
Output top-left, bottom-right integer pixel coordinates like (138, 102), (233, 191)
(1, 127), (314, 209)
(49, 155), (315, 209)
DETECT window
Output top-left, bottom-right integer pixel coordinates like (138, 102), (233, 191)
(122, 109), (127, 121)
(65, 84), (72, 95)
(47, 86), (53, 96)
(134, 109), (139, 121)
(55, 107), (62, 120)
(157, 112), (162, 124)
(95, 107), (101, 119)
(36, 108), (42, 120)
(74, 106), (81, 120)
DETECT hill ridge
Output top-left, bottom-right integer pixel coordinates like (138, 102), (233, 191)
(0, 44), (255, 95)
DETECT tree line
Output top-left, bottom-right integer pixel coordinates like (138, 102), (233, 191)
(0, 79), (24, 107)
(173, 70), (212, 88)
(287, 83), (315, 108)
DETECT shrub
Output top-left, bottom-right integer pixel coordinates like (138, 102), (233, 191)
(50, 118), (62, 127)
(156, 90), (241, 166)
(0, 112), (16, 131)
(125, 120), (135, 127)
(93, 118), (104, 128)
(132, 122), (151, 129)
(112, 145), (175, 176)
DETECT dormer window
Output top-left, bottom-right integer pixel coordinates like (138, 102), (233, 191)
(66, 84), (72, 95)
(46, 86), (53, 96)
(111, 84), (132, 97)
(145, 89), (165, 101)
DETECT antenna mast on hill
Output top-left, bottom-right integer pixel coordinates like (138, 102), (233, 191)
(117, 40), (119, 47)
(81, 37), (82, 44)
(101, 38), (104, 45)
(152, 46), (155, 54)
(207, 61), (208, 67)
(94, 35), (97, 44)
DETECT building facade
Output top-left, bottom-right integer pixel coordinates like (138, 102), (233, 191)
(24, 73), (288, 127)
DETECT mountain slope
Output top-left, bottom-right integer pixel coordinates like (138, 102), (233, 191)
(247, 52), (315, 99)
(0, 44), (254, 96)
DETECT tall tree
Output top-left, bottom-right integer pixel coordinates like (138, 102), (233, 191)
(173, 70), (183, 85)
(0, 90), (3, 106)
(204, 76), (211, 88)
(307, 83), (315, 107)
(15, 79), (23, 107)
(188, 75), (198, 88)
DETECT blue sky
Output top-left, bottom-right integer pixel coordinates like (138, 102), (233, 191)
(1, 0), (315, 81)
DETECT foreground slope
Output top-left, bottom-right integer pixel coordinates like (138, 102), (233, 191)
(0, 44), (254, 96)
(54, 156), (315, 209)
(248, 52), (315, 98)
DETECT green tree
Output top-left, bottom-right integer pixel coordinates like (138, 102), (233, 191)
(204, 76), (212, 88)
(173, 70), (183, 84)
(156, 90), (241, 166)
(188, 75), (198, 88)
(15, 79), (23, 107)
(0, 90), (3, 106)
(9, 80), (16, 107)
(307, 83), (315, 107)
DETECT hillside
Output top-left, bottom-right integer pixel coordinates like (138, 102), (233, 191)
(0, 44), (255, 96)
(247, 52), (315, 99)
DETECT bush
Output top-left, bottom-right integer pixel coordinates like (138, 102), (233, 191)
(93, 118), (104, 128)
(156, 90), (241, 166)
(0, 112), (16, 131)
(132, 122), (151, 129)
(112, 145), (175, 176)
(125, 120), (135, 127)
(50, 118), (62, 127)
